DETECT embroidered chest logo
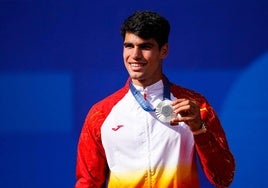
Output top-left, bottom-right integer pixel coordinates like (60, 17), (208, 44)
(112, 125), (124, 131)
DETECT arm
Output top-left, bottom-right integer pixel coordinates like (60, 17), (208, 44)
(75, 107), (109, 188)
(194, 102), (235, 188)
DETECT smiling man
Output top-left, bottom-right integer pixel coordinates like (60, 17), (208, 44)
(75, 11), (235, 188)
(123, 33), (166, 86)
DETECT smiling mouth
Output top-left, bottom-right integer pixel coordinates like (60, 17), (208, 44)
(130, 62), (146, 67)
(129, 63), (146, 71)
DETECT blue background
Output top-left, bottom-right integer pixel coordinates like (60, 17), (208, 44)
(1, 0), (268, 187)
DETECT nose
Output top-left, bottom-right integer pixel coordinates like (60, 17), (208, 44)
(131, 47), (142, 59)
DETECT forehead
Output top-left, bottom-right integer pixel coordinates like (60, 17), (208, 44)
(124, 32), (157, 45)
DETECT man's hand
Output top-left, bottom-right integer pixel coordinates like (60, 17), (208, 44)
(170, 98), (202, 131)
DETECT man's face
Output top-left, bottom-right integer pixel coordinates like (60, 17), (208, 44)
(123, 32), (168, 87)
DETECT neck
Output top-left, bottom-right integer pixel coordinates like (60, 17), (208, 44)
(131, 76), (164, 88)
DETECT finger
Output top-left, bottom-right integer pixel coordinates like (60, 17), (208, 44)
(170, 113), (181, 122)
(173, 105), (191, 115)
(171, 98), (187, 105)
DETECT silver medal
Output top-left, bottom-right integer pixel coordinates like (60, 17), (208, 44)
(155, 100), (174, 123)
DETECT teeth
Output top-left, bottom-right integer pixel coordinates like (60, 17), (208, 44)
(131, 63), (144, 67)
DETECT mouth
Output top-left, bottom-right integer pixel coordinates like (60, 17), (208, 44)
(129, 62), (146, 70)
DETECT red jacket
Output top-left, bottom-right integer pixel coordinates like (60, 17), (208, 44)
(75, 79), (235, 188)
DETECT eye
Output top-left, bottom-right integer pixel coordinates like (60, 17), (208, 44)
(140, 43), (153, 50)
(123, 43), (133, 49)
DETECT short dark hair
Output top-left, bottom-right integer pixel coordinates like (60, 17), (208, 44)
(120, 11), (170, 48)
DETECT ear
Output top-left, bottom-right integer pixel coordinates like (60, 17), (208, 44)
(160, 43), (169, 58)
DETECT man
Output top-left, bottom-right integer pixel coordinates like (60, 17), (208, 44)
(75, 11), (235, 188)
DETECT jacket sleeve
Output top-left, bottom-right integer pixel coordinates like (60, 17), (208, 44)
(194, 101), (235, 188)
(75, 107), (109, 188)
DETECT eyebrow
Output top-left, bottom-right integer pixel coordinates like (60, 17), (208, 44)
(123, 42), (154, 48)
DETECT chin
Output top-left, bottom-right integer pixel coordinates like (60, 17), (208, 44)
(130, 75), (145, 81)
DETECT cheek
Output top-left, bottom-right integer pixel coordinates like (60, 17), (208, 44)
(143, 51), (157, 60)
(123, 50), (129, 61)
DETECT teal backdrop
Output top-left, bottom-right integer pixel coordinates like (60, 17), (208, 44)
(0, 1), (268, 187)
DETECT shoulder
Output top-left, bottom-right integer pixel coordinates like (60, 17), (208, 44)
(170, 82), (206, 103)
(170, 82), (217, 123)
(94, 85), (129, 112)
(85, 82), (129, 125)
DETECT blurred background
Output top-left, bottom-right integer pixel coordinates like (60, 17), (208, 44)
(0, 0), (267, 187)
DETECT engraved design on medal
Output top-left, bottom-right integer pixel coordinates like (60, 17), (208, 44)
(155, 100), (174, 123)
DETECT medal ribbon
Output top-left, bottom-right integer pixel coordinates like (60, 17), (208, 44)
(129, 77), (171, 112)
